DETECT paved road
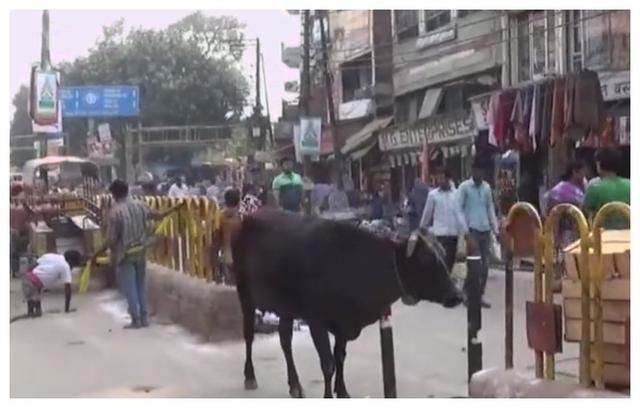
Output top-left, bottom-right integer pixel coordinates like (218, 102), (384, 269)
(10, 266), (579, 398)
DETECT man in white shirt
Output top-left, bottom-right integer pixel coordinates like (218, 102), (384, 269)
(419, 167), (470, 273)
(167, 176), (190, 198)
(21, 250), (83, 317)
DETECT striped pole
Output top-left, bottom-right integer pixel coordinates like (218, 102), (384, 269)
(467, 255), (483, 382)
(379, 306), (397, 398)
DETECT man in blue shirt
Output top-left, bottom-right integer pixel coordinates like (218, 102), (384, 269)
(458, 160), (499, 308)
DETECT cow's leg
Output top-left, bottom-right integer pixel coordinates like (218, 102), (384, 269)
(237, 284), (258, 390)
(333, 336), (350, 398)
(309, 323), (335, 398)
(278, 316), (304, 398)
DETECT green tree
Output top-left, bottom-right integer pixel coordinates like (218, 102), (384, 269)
(58, 12), (250, 166)
(10, 85), (36, 167)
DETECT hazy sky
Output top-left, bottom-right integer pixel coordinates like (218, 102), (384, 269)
(9, 10), (300, 118)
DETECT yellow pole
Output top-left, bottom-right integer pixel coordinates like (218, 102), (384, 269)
(505, 202), (543, 378)
(591, 202), (631, 389)
(544, 204), (590, 386)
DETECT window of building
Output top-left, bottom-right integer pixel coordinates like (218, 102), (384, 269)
(516, 14), (531, 82)
(425, 10), (452, 33)
(340, 53), (373, 103)
(395, 10), (419, 41)
(581, 10), (629, 71)
(569, 10), (629, 72)
(516, 11), (557, 82)
(570, 10), (584, 71)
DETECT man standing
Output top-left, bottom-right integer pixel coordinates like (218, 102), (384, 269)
(583, 147), (630, 229)
(407, 178), (430, 230)
(92, 180), (182, 329)
(272, 157), (304, 213)
(420, 168), (469, 275)
(168, 176), (190, 198)
(458, 161), (499, 308)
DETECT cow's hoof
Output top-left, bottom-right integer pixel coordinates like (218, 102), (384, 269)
(289, 386), (305, 398)
(336, 390), (351, 398)
(244, 379), (258, 390)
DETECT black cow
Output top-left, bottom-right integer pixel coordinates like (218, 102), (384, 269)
(231, 209), (462, 398)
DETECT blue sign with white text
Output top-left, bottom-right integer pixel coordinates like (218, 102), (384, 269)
(61, 86), (140, 117)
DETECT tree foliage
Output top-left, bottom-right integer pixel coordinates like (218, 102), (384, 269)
(10, 85), (36, 167)
(52, 12), (250, 165)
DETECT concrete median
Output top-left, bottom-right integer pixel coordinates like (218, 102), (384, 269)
(145, 263), (244, 343)
(469, 368), (627, 398)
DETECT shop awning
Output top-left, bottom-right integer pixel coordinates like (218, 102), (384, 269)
(341, 116), (393, 155)
(350, 139), (377, 160)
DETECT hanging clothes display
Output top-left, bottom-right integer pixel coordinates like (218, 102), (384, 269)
(485, 70), (607, 153)
(550, 78), (566, 146)
(618, 116), (630, 145)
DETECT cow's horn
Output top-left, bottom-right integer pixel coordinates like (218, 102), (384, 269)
(406, 231), (419, 257)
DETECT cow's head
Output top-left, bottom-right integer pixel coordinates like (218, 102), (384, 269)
(392, 231), (463, 308)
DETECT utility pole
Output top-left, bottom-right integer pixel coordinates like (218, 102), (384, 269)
(40, 10), (50, 160)
(300, 10), (312, 177)
(318, 10), (343, 188)
(247, 37), (263, 186)
(255, 38), (262, 118)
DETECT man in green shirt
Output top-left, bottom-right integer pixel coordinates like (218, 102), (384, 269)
(583, 148), (630, 229)
(272, 157), (304, 212)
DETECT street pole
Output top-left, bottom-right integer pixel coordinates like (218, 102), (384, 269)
(318, 10), (343, 189)
(467, 254), (483, 382)
(39, 10), (50, 184)
(301, 10), (312, 179)
(379, 307), (397, 398)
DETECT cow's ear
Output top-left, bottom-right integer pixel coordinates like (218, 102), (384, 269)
(406, 231), (419, 257)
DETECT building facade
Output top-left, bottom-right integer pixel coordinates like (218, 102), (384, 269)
(379, 10), (504, 200)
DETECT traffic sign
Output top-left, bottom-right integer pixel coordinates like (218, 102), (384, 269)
(60, 86), (140, 117)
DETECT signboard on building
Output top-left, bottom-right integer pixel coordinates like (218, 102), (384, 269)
(378, 112), (475, 152)
(470, 94), (490, 131)
(299, 117), (322, 155)
(98, 123), (112, 143)
(61, 86), (140, 117)
(599, 70), (630, 102)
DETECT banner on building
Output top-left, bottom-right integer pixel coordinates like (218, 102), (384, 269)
(299, 117), (322, 155)
(30, 66), (60, 126)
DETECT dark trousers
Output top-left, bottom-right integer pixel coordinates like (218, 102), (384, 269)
(437, 236), (459, 273)
(464, 229), (491, 296)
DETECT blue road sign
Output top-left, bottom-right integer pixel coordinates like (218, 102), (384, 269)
(60, 86), (140, 117)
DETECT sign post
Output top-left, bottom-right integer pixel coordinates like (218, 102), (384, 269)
(61, 85), (140, 182)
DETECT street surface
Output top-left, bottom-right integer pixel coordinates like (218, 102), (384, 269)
(10, 265), (578, 398)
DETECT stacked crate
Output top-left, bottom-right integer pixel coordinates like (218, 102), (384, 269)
(562, 230), (630, 387)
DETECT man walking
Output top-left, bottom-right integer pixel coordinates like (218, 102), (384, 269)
(92, 180), (183, 329)
(458, 160), (499, 308)
(420, 167), (469, 275)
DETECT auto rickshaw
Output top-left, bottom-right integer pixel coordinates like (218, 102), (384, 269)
(11, 156), (106, 271)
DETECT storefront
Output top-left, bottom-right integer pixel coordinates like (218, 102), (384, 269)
(378, 111), (476, 201)
(468, 69), (627, 215)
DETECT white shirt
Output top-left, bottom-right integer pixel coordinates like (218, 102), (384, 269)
(33, 254), (72, 288)
(206, 185), (220, 202)
(420, 187), (468, 237)
(168, 183), (190, 198)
